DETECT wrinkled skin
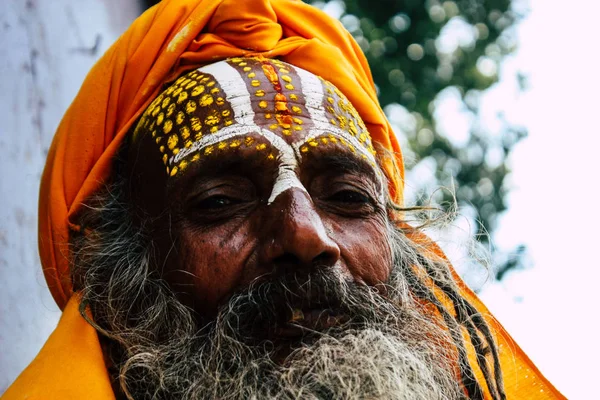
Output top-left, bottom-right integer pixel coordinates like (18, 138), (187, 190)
(127, 112), (393, 320)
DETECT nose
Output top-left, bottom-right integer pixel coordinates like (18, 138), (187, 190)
(260, 188), (341, 273)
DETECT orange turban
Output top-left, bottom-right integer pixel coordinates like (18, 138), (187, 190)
(5, 0), (563, 398)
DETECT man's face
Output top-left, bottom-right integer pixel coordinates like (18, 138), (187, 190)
(97, 58), (464, 398)
(130, 58), (393, 321)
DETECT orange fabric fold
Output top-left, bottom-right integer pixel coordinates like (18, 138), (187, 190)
(21, 0), (564, 398)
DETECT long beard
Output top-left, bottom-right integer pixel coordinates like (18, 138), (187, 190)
(113, 268), (464, 400)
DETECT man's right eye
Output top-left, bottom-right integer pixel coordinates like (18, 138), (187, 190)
(194, 195), (239, 210)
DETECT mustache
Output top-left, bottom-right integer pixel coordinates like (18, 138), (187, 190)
(209, 268), (403, 343)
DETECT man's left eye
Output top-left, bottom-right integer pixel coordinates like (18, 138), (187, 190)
(327, 190), (371, 204)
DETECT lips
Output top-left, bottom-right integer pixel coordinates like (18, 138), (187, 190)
(274, 308), (349, 338)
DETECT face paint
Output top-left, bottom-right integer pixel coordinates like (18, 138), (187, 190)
(135, 58), (383, 203)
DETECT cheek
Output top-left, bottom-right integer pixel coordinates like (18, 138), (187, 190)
(327, 216), (392, 285)
(174, 222), (255, 315)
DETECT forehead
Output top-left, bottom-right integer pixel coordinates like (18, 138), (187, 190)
(134, 57), (377, 177)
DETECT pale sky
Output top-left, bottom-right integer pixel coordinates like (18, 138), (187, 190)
(464, 1), (599, 398)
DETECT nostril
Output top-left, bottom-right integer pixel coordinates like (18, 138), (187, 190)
(312, 251), (335, 267)
(273, 253), (302, 271)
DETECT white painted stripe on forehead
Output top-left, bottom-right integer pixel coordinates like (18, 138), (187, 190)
(197, 61), (255, 126)
(294, 67), (331, 127)
(172, 124), (305, 205)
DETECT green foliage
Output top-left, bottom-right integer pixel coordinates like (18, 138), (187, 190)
(306, 0), (528, 280)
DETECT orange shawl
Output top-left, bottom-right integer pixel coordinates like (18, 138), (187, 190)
(4, 0), (563, 398)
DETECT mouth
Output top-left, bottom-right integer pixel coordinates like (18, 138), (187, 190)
(274, 308), (350, 338)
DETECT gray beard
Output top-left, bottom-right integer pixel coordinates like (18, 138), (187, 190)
(110, 269), (465, 400)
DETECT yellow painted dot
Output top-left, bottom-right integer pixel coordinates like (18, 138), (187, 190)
(222, 110), (231, 117)
(326, 106), (334, 113)
(186, 100), (197, 114)
(291, 106), (302, 114)
(328, 134), (338, 142)
(170, 166), (178, 177)
(330, 119), (337, 125)
(181, 78), (191, 87)
(210, 87), (220, 94)
(309, 140), (318, 147)
(349, 120), (358, 135)
(258, 101), (268, 109)
(187, 120), (201, 135)
(267, 153), (275, 160)
(285, 84), (294, 90)
(151, 129), (157, 138)
(239, 62), (247, 66)
(152, 106), (160, 117)
(292, 117), (303, 125)
(281, 75), (292, 83)
(231, 57), (242, 63)
(282, 129), (291, 136)
(166, 86), (175, 95)
(230, 140), (241, 148)
(173, 87), (183, 97)
(321, 137), (329, 144)
(255, 89), (265, 97)
(251, 80), (260, 87)
(289, 93), (298, 100)
(162, 154), (168, 165)
(157, 112), (164, 126)
(176, 76), (186, 85)
(173, 148), (180, 155)
(198, 94), (213, 107)
(191, 85), (205, 96)
(180, 126), (190, 140)
(224, 119), (233, 126)
(327, 97), (334, 104)
(201, 77), (209, 82)
(161, 97), (171, 109)
(184, 139), (193, 148)
(293, 126), (302, 131)
(163, 120), (173, 134)
(185, 80), (197, 90)
(159, 145), (165, 153)
(210, 126), (219, 133)
(194, 132), (203, 141)
(269, 124), (278, 130)
(191, 153), (200, 162)
(177, 91), (189, 104)
(245, 136), (254, 146)
(216, 97), (225, 106)
(265, 113), (272, 119)
(243, 67), (251, 72)
(207, 81), (215, 87)
(218, 141), (227, 150)
(256, 143), (267, 151)
(179, 160), (188, 171)
(167, 134), (178, 150)
(205, 110), (220, 126)
(167, 103), (176, 117)
(248, 72), (256, 78)
(300, 145), (309, 153)
(176, 111), (185, 125)
(166, 166), (170, 174)
(279, 68), (290, 74)
(359, 133), (367, 142)
(155, 136), (162, 144)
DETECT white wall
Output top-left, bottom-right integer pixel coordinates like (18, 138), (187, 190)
(0, 0), (140, 391)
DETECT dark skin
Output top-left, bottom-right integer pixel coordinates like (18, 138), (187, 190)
(127, 118), (393, 323)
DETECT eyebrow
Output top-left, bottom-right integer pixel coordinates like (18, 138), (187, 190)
(302, 150), (383, 190)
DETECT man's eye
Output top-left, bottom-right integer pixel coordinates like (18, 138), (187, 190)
(195, 195), (238, 210)
(328, 190), (370, 204)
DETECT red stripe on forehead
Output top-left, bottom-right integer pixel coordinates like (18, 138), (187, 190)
(226, 58), (315, 136)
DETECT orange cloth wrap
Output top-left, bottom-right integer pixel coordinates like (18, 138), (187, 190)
(6, 0), (562, 399)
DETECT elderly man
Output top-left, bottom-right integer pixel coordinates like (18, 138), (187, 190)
(4, 0), (562, 399)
